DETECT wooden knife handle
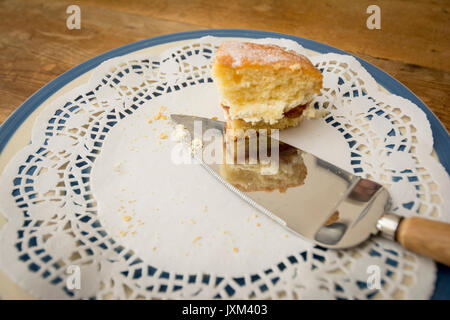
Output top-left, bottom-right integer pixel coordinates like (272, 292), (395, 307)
(396, 217), (450, 266)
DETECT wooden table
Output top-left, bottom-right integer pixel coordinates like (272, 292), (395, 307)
(0, 0), (449, 131)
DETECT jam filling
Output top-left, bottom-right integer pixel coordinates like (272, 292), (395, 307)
(284, 104), (307, 118)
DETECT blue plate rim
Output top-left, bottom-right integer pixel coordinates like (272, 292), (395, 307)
(0, 28), (448, 300)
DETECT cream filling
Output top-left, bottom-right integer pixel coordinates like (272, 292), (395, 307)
(303, 104), (329, 119)
(223, 95), (314, 124)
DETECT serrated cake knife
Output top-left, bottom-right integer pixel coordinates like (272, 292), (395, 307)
(171, 114), (450, 266)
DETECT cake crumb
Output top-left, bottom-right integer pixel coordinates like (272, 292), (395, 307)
(253, 213), (258, 218)
(147, 119), (152, 124)
(119, 230), (127, 237)
(256, 222), (261, 227)
(137, 220), (144, 226)
(114, 162), (124, 174)
(193, 236), (202, 243)
(304, 107), (329, 119)
(189, 218), (196, 224)
(283, 234), (288, 238)
(171, 124), (188, 142)
(154, 112), (163, 120)
(233, 247), (239, 253)
(190, 138), (203, 154)
(122, 215), (132, 222)
(325, 210), (339, 226)
(202, 205), (208, 212)
(159, 132), (167, 139)
(152, 246), (157, 251)
(212, 116), (218, 120)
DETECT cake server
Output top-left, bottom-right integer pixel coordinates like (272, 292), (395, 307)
(170, 114), (450, 265)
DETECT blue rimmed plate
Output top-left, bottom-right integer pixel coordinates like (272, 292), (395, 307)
(0, 29), (448, 299)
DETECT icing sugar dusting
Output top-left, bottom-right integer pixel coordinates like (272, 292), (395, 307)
(217, 41), (306, 68)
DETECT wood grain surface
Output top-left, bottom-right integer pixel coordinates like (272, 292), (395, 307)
(396, 216), (450, 266)
(0, 0), (449, 131)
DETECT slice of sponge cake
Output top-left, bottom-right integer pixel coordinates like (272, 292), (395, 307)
(211, 41), (323, 136)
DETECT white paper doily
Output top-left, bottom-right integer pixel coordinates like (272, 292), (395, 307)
(0, 36), (449, 300)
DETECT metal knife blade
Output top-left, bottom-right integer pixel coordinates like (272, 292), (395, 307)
(170, 114), (391, 249)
